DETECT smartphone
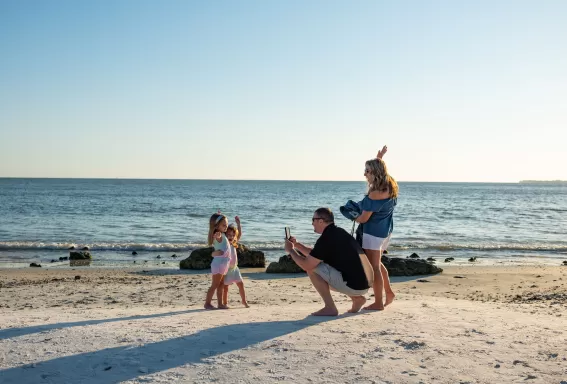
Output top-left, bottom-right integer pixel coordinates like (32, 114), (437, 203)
(285, 227), (291, 240)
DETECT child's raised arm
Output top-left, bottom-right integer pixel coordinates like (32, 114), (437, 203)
(235, 216), (242, 241)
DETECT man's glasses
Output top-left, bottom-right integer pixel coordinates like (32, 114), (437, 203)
(312, 217), (324, 223)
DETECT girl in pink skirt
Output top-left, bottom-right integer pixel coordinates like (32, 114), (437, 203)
(222, 216), (249, 308)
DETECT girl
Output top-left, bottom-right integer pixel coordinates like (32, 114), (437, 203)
(204, 213), (231, 310)
(355, 157), (398, 311)
(222, 216), (250, 308)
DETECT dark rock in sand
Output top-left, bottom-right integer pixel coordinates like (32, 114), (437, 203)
(408, 253), (420, 259)
(469, 257), (477, 262)
(70, 251), (92, 260)
(30, 263), (42, 268)
(132, 251), (138, 255)
(179, 244), (265, 270)
(59, 256), (69, 261)
(75, 275), (81, 280)
(444, 257), (455, 262)
(171, 254), (178, 258)
(68, 246), (75, 250)
(266, 255), (306, 273)
(81, 246), (89, 251)
(382, 256), (443, 276)
(426, 257), (436, 262)
(562, 260), (567, 265)
(51, 259), (56, 263)
(161, 261), (165, 264)
(156, 255), (161, 259)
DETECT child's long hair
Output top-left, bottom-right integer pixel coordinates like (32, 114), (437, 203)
(226, 224), (239, 247)
(365, 158), (399, 198)
(207, 213), (227, 246)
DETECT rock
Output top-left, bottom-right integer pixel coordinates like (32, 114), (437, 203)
(416, 279), (430, 283)
(562, 260), (567, 265)
(426, 257), (436, 262)
(266, 255), (306, 273)
(104, 366), (112, 371)
(383, 250), (388, 254)
(75, 275), (81, 280)
(161, 261), (165, 264)
(68, 246), (75, 250)
(51, 259), (56, 263)
(494, 364), (500, 368)
(468, 257), (477, 262)
(382, 256), (443, 276)
(171, 254), (177, 258)
(70, 251), (92, 260)
(29, 263), (41, 268)
(180, 244), (265, 270)
(132, 251), (138, 255)
(454, 275), (466, 279)
(444, 257), (455, 262)
(59, 256), (69, 261)
(408, 253), (420, 259)
(81, 246), (89, 251)
(156, 255), (161, 259)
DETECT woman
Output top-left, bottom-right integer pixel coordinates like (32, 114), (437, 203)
(355, 155), (398, 310)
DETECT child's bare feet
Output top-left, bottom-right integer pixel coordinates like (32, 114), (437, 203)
(204, 303), (216, 310)
(385, 292), (395, 307)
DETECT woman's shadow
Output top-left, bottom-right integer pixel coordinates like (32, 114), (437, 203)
(0, 314), (342, 383)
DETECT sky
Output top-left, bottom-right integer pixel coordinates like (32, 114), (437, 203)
(1, 0), (566, 182)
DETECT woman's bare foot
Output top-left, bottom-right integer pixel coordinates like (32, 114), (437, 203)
(385, 292), (395, 307)
(204, 303), (216, 310)
(311, 307), (339, 316)
(242, 301), (250, 308)
(347, 296), (366, 313)
(217, 304), (229, 309)
(363, 302), (385, 311)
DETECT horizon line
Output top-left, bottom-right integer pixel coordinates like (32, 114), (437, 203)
(0, 176), (540, 184)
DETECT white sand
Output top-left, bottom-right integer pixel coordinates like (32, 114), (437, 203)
(1, 266), (566, 383)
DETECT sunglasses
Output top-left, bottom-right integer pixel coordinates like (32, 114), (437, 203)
(312, 217), (324, 223)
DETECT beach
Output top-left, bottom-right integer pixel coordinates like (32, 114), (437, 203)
(1, 265), (566, 383)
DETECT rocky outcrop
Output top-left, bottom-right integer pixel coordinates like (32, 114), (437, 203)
(266, 255), (305, 273)
(179, 244), (265, 270)
(383, 256), (443, 276)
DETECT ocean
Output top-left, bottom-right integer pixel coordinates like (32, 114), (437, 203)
(1, 178), (566, 267)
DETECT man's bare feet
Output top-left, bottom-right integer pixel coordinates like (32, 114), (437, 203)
(348, 296), (366, 313)
(218, 304), (229, 309)
(385, 292), (395, 307)
(363, 302), (385, 311)
(311, 307), (339, 316)
(242, 301), (250, 308)
(204, 303), (216, 310)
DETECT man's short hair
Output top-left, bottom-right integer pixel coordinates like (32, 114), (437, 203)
(314, 207), (334, 223)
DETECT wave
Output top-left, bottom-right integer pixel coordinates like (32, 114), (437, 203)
(0, 241), (288, 252)
(391, 243), (567, 253)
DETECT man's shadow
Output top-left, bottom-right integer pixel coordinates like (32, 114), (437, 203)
(0, 315), (340, 384)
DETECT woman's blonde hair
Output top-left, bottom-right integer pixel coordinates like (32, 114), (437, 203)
(207, 213), (227, 246)
(365, 158), (399, 198)
(226, 224), (239, 246)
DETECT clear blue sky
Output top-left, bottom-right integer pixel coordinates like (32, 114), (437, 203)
(1, 1), (565, 181)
